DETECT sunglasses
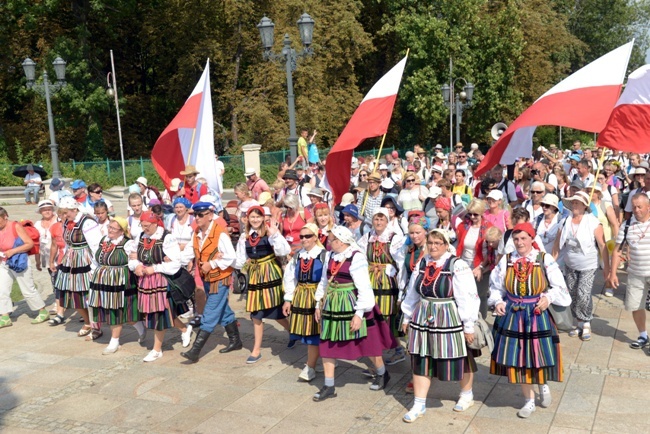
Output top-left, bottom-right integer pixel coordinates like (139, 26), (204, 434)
(459, 156), (467, 159)
(196, 212), (211, 218)
(405, 179), (415, 183)
(531, 191), (544, 194)
(360, 174), (368, 178)
(92, 190), (102, 194)
(541, 203), (554, 209)
(467, 213), (480, 217)
(299, 234), (315, 240)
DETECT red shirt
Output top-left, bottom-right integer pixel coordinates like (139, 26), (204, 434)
(180, 182), (207, 204)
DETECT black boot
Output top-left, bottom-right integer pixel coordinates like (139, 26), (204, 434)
(181, 329), (211, 363)
(219, 321), (243, 353)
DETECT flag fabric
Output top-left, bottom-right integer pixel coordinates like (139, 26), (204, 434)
(475, 41), (634, 177)
(152, 59), (219, 194)
(597, 64), (650, 153)
(324, 55), (408, 203)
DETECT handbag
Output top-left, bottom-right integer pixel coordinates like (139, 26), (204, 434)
(467, 317), (494, 352)
(7, 231), (28, 274)
(164, 267), (195, 304)
(548, 303), (574, 332)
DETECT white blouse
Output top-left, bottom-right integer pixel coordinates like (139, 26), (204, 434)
(125, 226), (181, 275)
(314, 246), (375, 318)
(488, 248), (571, 307)
(283, 245), (325, 302)
(357, 228), (406, 280)
(401, 252), (479, 333)
(234, 230), (291, 269)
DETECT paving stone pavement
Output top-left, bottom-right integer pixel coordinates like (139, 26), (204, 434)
(2, 201), (650, 433)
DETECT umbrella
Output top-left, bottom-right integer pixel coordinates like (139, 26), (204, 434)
(12, 165), (47, 178)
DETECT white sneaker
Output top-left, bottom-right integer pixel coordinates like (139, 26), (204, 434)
(517, 401), (536, 418)
(538, 384), (552, 408)
(180, 308), (194, 319)
(453, 394), (474, 412)
(102, 344), (120, 355)
(143, 350), (163, 362)
(298, 365), (316, 382)
(604, 288), (614, 297)
(181, 326), (193, 348)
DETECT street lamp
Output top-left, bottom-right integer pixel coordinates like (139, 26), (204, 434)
(257, 13), (315, 161)
(441, 63), (474, 153)
(106, 50), (127, 187)
(22, 56), (67, 179)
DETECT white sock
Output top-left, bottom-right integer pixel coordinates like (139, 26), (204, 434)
(460, 389), (473, 398)
(133, 321), (145, 335)
(107, 337), (120, 349)
(641, 331), (648, 339)
(525, 398), (535, 408)
(412, 396), (426, 412)
(539, 384), (550, 394)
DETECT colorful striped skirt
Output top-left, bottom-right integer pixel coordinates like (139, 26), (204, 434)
(91, 292), (140, 325)
(411, 349), (480, 382)
(369, 263), (398, 317)
(490, 293), (563, 384)
(246, 255), (284, 313)
(137, 272), (188, 331)
(407, 297), (467, 360)
(54, 246), (93, 308)
(289, 282), (319, 337)
(320, 283), (367, 342)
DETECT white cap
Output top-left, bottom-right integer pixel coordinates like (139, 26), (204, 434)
(435, 144), (443, 150)
(244, 168), (256, 177)
(169, 178), (181, 192)
(340, 193), (355, 206)
(470, 143), (479, 150)
(373, 207), (390, 219)
(427, 186), (442, 199)
(379, 164), (388, 170)
(136, 176), (148, 187)
(263, 206), (271, 216)
(486, 189), (503, 201)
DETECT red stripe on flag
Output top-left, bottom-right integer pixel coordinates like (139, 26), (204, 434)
(598, 104), (650, 153)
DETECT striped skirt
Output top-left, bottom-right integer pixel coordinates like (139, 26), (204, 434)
(369, 264), (398, 317)
(91, 292), (140, 325)
(407, 298), (467, 360)
(137, 273), (169, 314)
(490, 294), (563, 384)
(54, 246), (93, 308)
(290, 282), (319, 337)
(411, 348), (480, 382)
(246, 255), (284, 313)
(320, 283), (367, 342)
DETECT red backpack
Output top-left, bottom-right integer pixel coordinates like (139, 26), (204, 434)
(17, 220), (41, 255)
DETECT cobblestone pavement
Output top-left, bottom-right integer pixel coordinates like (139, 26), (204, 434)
(2, 200), (649, 433)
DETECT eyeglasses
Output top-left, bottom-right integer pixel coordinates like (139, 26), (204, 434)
(299, 234), (315, 240)
(531, 191), (544, 195)
(405, 179), (415, 183)
(429, 241), (446, 247)
(107, 226), (121, 232)
(467, 213), (480, 217)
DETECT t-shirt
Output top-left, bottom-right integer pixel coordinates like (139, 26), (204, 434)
(24, 173), (42, 188)
(484, 209), (509, 233)
(297, 137), (308, 159)
(624, 188), (650, 213)
(561, 214), (601, 270)
(617, 217), (650, 277)
(246, 178), (270, 201)
(461, 227), (479, 265)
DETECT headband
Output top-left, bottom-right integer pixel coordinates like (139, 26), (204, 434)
(512, 222), (541, 250)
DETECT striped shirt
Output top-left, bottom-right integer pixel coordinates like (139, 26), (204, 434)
(616, 217), (650, 277)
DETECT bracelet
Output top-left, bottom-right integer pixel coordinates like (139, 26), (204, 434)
(478, 264), (484, 270)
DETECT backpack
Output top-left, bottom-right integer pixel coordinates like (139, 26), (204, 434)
(147, 186), (163, 203)
(617, 217), (633, 251)
(18, 220), (40, 255)
(460, 185), (471, 205)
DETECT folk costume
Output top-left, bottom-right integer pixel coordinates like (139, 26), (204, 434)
(402, 252), (480, 381)
(182, 202), (241, 363)
(488, 245), (570, 385)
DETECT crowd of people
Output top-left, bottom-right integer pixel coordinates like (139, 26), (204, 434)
(2, 139), (650, 422)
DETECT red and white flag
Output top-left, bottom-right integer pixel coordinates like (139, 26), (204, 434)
(152, 59), (220, 194)
(475, 41), (634, 177)
(597, 64), (650, 153)
(323, 55), (408, 203)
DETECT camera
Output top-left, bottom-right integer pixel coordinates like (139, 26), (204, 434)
(531, 169), (540, 176)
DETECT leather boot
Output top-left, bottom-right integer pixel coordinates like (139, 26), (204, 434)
(219, 321), (243, 353)
(180, 329), (210, 363)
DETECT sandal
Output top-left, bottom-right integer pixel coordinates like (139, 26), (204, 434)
(580, 327), (592, 341)
(49, 315), (65, 326)
(568, 328), (582, 338)
(78, 326), (92, 337)
(85, 329), (104, 341)
(0, 315), (12, 329)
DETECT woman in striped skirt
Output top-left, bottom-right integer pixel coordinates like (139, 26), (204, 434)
(313, 226), (397, 402)
(125, 211), (192, 362)
(88, 217), (145, 354)
(489, 223), (571, 418)
(400, 229), (480, 423)
(357, 207), (405, 364)
(234, 206), (291, 364)
(53, 197), (102, 337)
(282, 223), (325, 382)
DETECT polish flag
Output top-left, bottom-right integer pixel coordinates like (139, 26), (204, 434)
(597, 64), (650, 153)
(323, 55), (408, 203)
(475, 41), (634, 177)
(152, 59), (220, 194)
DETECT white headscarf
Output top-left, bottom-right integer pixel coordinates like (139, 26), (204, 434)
(331, 225), (360, 250)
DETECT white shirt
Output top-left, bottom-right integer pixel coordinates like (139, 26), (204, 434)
(283, 245), (325, 302)
(558, 213), (601, 270)
(126, 227), (181, 275)
(234, 230), (291, 269)
(616, 217), (650, 277)
(401, 252), (479, 333)
(25, 173), (41, 187)
(489, 249), (571, 306)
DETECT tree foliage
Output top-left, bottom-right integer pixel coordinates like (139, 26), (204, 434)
(0, 0), (648, 165)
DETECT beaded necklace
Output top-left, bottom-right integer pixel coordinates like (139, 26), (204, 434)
(101, 239), (116, 253)
(421, 260), (443, 286)
(142, 236), (157, 250)
(408, 246), (425, 272)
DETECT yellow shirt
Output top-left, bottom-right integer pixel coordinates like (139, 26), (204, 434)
(452, 184), (473, 199)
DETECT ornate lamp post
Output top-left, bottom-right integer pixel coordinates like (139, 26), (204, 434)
(257, 13), (315, 161)
(441, 65), (474, 153)
(22, 57), (67, 179)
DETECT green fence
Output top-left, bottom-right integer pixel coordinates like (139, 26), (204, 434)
(2, 146), (396, 189)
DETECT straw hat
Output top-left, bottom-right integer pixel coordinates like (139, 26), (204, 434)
(180, 165), (200, 175)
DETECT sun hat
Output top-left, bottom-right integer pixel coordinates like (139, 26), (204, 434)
(340, 193), (355, 207)
(258, 191), (272, 205)
(341, 204), (360, 220)
(307, 187), (324, 198)
(180, 165), (200, 175)
(50, 178), (64, 191)
(136, 176), (148, 187)
(541, 193), (560, 210)
(169, 178), (181, 192)
(567, 191), (590, 207)
(36, 200), (55, 213)
(244, 167), (256, 177)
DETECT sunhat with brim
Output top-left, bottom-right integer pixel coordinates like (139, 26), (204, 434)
(381, 196), (404, 215)
(540, 193), (559, 210)
(586, 182), (602, 193)
(180, 165), (200, 176)
(341, 204), (360, 220)
(565, 191), (590, 207)
(631, 167), (647, 175)
(307, 187), (324, 198)
(244, 167), (256, 177)
(37, 200), (55, 213)
(434, 152), (447, 160)
(136, 176), (148, 187)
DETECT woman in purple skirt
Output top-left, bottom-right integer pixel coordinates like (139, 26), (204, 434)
(313, 226), (397, 401)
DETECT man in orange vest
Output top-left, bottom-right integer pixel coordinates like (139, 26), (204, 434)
(181, 201), (241, 363)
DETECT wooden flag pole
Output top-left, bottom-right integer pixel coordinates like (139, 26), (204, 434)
(187, 128), (197, 165)
(360, 133), (388, 217)
(588, 147), (607, 204)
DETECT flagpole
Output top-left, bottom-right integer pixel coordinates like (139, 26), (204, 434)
(187, 128), (197, 165)
(360, 132), (387, 217)
(588, 147), (607, 203)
